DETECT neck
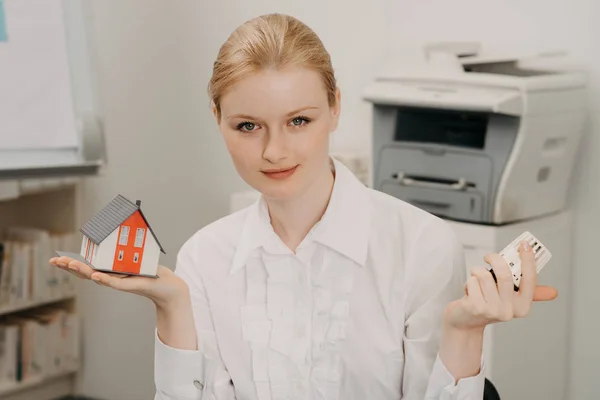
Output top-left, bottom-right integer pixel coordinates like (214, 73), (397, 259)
(266, 159), (335, 252)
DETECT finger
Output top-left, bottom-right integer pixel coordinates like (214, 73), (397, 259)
(484, 253), (514, 305)
(533, 285), (558, 301)
(49, 258), (68, 270)
(50, 257), (89, 279)
(470, 266), (498, 304)
(56, 256), (95, 279)
(49, 257), (68, 269)
(466, 275), (485, 305)
(516, 241), (537, 303)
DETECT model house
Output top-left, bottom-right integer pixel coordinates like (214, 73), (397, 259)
(78, 194), (165, 277)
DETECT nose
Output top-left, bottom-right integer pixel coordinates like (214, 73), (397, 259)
(262, 129), (288, 164)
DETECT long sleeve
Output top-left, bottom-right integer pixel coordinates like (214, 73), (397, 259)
(154, 241), (236, 400)
(401, 221), (485, 399)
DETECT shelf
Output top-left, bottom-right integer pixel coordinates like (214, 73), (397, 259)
(0, 293), (76, 317)
(0, 162), (102, 181)
(0, 367), (79, 397)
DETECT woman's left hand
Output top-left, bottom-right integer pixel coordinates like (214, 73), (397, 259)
(444, 241), (559, 331)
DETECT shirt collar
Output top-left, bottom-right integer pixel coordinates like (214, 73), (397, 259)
(230, 157), (371, 275)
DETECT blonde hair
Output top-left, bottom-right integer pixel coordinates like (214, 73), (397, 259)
(208, 13), (337, 120)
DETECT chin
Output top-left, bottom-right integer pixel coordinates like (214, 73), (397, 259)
(257, 184), (299, 201)
(249, 175), (303, 201)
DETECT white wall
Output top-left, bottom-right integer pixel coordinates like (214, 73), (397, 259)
(383, 1), (598, 399)
(77, 1), (388, 399)
(77, 2), (231, 398)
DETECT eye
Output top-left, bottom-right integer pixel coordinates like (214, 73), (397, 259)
(236, 121), (258, 132)
(290, 116), (311, 127)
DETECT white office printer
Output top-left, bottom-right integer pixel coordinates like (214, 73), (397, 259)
(363, 43), (587, 224)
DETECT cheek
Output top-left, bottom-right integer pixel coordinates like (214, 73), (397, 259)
(223, 133), (260, 167)
(299, 124), (330, 155)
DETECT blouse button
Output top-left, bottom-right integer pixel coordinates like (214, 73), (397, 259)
(193, 380), (204, 390)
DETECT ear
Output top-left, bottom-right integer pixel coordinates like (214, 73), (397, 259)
(330, 88), (342, 132)
(211, 101), (221, 125)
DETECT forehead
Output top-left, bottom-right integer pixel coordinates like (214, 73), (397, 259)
(220, 67), (328, 118)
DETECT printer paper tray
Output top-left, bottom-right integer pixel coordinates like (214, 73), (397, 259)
(380, 179), (487, 223)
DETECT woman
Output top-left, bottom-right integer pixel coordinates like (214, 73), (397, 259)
(50, 13), (557, 400)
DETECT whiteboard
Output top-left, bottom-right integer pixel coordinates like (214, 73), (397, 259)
(0, 0), (78, 150)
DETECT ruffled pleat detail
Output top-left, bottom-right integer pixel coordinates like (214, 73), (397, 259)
(241, 247), (356, 400)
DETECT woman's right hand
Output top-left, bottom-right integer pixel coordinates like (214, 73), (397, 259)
(49, 256), (189, 309)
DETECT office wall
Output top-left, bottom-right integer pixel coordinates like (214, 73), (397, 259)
(76, 2), (209, 399)
(77, 1), (387, 399)
(383, 1), (598, 399)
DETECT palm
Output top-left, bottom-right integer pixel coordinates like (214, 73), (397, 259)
(101, 265), (186, 299)
(49, 256), (188, 305)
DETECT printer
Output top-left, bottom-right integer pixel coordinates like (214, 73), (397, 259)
(363, 43), (587, 225)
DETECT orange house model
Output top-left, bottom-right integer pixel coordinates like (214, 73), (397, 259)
(72, 194), (165, 277)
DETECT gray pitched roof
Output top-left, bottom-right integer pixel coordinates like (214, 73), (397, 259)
(80, 194), (165, 253)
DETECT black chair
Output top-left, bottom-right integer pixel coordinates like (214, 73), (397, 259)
(484, 378), (501, 400)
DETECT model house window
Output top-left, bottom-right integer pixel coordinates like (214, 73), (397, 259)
(118, 250), (124, 261)
(134, 228), (145, 248)
(119, 226), (130, 245)
(133, 252), (139, 263)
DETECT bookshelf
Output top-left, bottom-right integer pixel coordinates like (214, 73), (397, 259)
(0, 1), (103, 398)
(0, 367), (80, 398)
(0, 179), (84, 400)
(0, 293), (76, 317)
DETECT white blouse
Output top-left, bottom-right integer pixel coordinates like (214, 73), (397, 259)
(154, 158), (485, 400)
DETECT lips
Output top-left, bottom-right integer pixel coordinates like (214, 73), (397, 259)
(261, 165), (298, 180)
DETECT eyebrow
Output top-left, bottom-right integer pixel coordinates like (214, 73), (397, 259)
(226, 106), (320, 120)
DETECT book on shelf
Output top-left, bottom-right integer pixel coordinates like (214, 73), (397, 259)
(0, 323), (18, 385)
(0, 304), (80, 387)
(0, 227), (79, 308)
